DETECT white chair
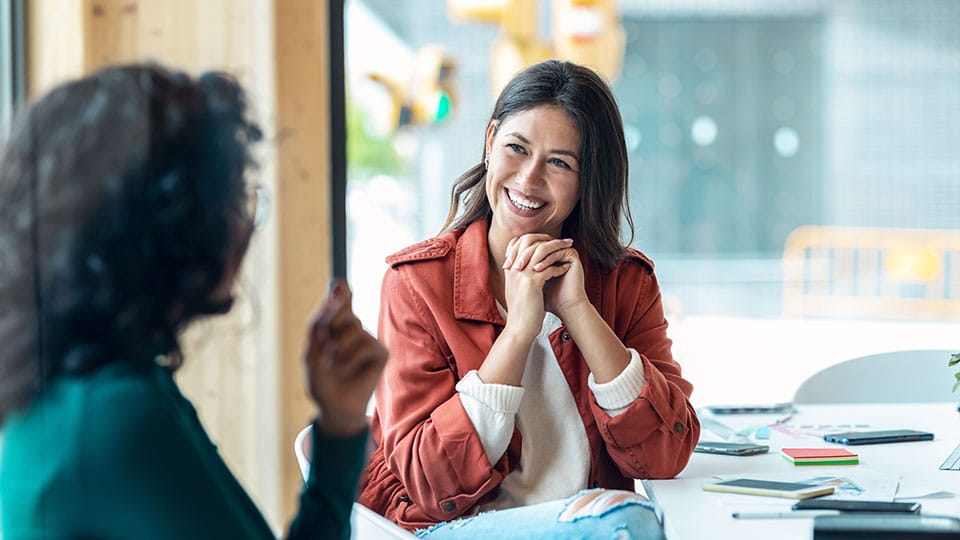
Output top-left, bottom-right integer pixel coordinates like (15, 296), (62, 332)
(294, 424), (415, 539)
(792, 349), (959, 404)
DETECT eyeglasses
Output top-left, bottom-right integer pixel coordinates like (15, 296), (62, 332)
(245, 184), (270, 230)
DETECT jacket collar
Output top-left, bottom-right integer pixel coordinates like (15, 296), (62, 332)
(453, 218), (504, 325)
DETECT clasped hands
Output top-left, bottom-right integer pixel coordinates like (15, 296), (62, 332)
(500, 233), (590, 342)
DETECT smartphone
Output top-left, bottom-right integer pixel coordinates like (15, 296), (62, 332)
(702, 478), (834, 499)
(704, 403), (795, 415)
(813, 514), (960, 535)
(823, 429), (934, 445)
(694, 441), (770, 456)
(793, 499), (921, 513)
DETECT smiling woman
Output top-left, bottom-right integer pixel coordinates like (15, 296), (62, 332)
(357, 60), (699, 540)
(483, 105), (581, 255)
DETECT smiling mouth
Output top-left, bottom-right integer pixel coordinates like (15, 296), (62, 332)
(506, 188), (545, 211)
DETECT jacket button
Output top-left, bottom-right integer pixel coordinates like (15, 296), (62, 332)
(561, 332), (571, 342)
(673, 422), (685, 434)
(443, 501), (456, 512)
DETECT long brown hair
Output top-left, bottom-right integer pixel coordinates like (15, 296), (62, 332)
(442, 60), (633, 269)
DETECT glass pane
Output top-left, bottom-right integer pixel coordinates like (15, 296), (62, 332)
(345, 0), (960, 405)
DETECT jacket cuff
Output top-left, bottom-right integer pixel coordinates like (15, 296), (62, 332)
(588, 349), (646, 415)
(455, 370), (524, 414)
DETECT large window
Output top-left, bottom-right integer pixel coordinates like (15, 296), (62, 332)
(345, 0), (960, 406)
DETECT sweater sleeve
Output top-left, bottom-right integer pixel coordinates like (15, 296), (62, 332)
(455, 370), (524, 465)
(587, 349), (646, 416)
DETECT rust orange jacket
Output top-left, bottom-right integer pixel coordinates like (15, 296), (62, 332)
(357, 218), (699, 532)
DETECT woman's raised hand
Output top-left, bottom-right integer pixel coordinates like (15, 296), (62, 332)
(500, 234), (574, 340)
(303, 280), (388, 436)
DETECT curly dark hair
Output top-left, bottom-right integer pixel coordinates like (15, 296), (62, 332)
(441, 60), (633, 269)
(0, 64), (262, 424)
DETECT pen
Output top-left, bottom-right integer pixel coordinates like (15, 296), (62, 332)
(773, 412), (794, 424)
(731, 510), (840, 520)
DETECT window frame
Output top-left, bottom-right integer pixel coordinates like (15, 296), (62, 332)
(0, 0), (25, 138)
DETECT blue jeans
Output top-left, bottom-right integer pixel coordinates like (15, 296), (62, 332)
(415, 489), (665, 540)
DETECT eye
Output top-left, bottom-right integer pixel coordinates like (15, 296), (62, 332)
(506, 143), (526, 154)
(549, 157), (572, 170)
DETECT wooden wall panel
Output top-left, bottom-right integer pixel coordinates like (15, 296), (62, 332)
(27, 0), (85, 97)
(272, 0), (332, 523)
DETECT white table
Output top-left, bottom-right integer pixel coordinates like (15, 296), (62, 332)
(642, 403), (960, 539)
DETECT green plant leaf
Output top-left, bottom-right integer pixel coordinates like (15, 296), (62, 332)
(950, 352), (960, 367)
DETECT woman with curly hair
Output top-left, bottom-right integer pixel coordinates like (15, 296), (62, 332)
(0, 64), (386, 539)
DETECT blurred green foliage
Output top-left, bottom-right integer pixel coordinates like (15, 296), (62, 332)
(346, 96), (403, 178)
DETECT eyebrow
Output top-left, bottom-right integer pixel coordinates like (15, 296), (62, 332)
(506, 132), (580, 161)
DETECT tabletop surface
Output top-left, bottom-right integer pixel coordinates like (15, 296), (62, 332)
(643, 402), (960, 540)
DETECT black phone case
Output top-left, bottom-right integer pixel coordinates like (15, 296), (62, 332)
(794, 499), (920, 513)
(813, 514), (960, 539)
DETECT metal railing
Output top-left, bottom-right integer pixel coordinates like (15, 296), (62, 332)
(783, 225), (960, 320)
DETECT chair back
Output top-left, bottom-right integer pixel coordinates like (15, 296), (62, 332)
(294, 424), (312, 482)
(793, 349), (958, 403)
(292, 423), (416, 539)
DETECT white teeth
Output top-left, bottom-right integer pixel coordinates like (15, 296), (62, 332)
(507, 190), (544, 210)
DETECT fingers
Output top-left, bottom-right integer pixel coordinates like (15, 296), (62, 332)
(530, 261), (571, 282)
(307, 280), (386, 374)
(304, 279), (360, 362)
(324, 314), (369, 364)
(327, 278), (352, 309)
(531, 246), (577, 271)
(326, 335), (388, 378)
(502, 233), (555, 269)
(503, 235), (574, 271)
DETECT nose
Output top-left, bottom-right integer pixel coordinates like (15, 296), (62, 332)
(515, 159), (545, 187)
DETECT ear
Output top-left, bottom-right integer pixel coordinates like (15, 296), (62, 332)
(484, 120), (498, 156)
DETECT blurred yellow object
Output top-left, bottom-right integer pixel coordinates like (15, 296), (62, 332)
(448, 0), (624, 95)
(552, 0), (625, 82)
(885, 246), (942, 282)
(447, 0), (539, 43)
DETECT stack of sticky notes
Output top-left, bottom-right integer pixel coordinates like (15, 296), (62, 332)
(781, 447), (859, 466)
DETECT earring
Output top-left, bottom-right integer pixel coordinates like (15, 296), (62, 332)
(484, 154), (489, 169)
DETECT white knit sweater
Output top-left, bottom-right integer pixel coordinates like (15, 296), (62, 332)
(456, 309), (647, 511)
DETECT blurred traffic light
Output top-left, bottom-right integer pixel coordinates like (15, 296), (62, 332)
(367, 45), (457, 130)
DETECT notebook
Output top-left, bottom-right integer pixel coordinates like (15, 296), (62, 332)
(782, 447), (859, 466)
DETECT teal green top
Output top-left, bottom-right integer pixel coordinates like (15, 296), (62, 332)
(0, 361), (366, 540)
